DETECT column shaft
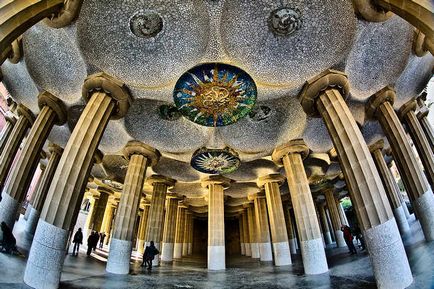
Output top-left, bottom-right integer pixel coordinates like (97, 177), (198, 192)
(92, 192), (109, 232)
(161, 198), (178, 262)
(318, 204), (332, 245)
(137, 205), (150, 254)
(242, 210), (251, 256)
(101, 204), (115, 246)
(239, 216), (245, 255)
(182, 212), (190, 256)
(173, 206), (185, 259)
(254, 196), (272, 262)
(208, 184), (225, 270)
(417, 109), (434, 151)
(247, 203), (260, 258)
(283, 204), (298, 253)
(0, 117), (15, 154)
(324, 190), (346, 247)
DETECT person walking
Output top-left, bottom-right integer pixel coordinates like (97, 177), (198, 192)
(342, 225), (357, 255)
(141, 241), (159, 271)
(99, 232), (106, 249)
(72, 228), (83, 256)
(92, 232), (99, 251)
(86, 232), (94, 256)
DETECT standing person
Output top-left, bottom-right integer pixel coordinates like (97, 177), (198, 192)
(93, 231), (99, 251)
(72, 228), (83, 256)
(99, 232), (106, 249)
(0, 222), (16, 254)
(342, 225), (357, 255)
(86, 232), (94, 256)
(140, 241), (159, 271)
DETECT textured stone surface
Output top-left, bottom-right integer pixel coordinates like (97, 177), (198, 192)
(259, 242), (273, 262)
(413, 188), (434, 241)
(208, 245), (225, 270)
(24, 206), (40, 235)
(272, 241), (291, 266)
(288, 238), (297, 254)
(161, 243), (174, 262)
(106, 238), (133, 274)
(299, 238), (328, 275)
(0, 193), (19, 238)
(393, 206), (410, 235)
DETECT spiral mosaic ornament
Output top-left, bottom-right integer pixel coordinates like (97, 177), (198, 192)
(191, 147), (241, 174)
(173, 63), (257, 127)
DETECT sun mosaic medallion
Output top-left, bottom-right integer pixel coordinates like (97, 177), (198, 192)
(173, 63), (257, 127)
(191, 147), (241, 174)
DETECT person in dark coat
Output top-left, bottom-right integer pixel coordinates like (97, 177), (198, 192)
(87, 232), (95, 256)
(0, 221), (16, 254)
(93, 232), (99, 251)
(72, 228), (83, 256)
(99, 233), (106, 249)
(141, 241), (159, 270)
(342, 225), (357, 254)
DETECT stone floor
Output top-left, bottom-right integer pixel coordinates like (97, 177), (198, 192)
(0, 215), (433, 289)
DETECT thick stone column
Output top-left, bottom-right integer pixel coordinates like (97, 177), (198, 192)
(283, 204), (298, 253)
(399, 100), (434, 187)
(187, 213), (193, 255)
(0, 104), (34, 190)
(300, 70), (412, 288)
(101, 202), (116, 246)
(337, 202), (349, 226)
(369, 140), (410, 235)
(24, 73), (131, 289)
(91, 190), (109, 232)
(161, 197), (178, 262)
(247, 203), (260, 258)
(253, 193), (273, 262)
(272, 139), (328, 274)
(144, 175), (175, 266)
(106, 141), (160, 274)
(239, 215), (245, 255)
(0, 113), (16, 153)
(258, 174), (292, 266)
(387, 162), (411, 219)
(242, 209), (251, 256)
(417, 106), (434, 151)
(173, 204), (186, 259)
(318, 203), (332, 245)
(367, 87), (434, 241)
(136, 202), (150, 255)
(25, 144), (63, 235)
(182, 211), (191, 256)
(84, 196), (97, 230)
(24, 164), (45, 221)
(202, 176), (230, 270)
(324, 189), (346, 248)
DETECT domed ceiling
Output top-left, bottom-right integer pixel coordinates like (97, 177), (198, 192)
(1, 0), (433, 212)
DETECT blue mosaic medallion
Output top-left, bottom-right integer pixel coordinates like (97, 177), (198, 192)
(173, 63), (257, 127)
(191, 147), (240, 174)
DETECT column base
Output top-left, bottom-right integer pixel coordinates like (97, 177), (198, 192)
(289, 238), (297, 254)
(173, 243), (183, 259)
(364, 218), (413, 289)
(182, 242), (188, 256)
(259, 242), (273, 262)
(323, 232), (332, 245)
(24, 204), (32, 220)
(24, 207), (40, 235)
(137, 239), (145, 255)
(0, 193), (19, 232)
(208, 245), (225, 270)
(251, 243), (260, 259)
(106, 239), (132, 274)
(240, 242), (245, 255)
(188, 243), (192, 255)
(300, 237), (328, 275)
(414, 189), (434, 241)
(334, 230), (347, 248)
(393, 206), (410, 235)
(272, 241), (291, 266)
(23, 220), (68, 289)
(151, 242), (160, 266)
(244, 243), (251, 256)
(402, 201), (411, 219)
(161, 242), (174, 262)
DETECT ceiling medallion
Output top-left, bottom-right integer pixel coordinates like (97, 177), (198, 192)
(191, 147), (241, 174)
(129, 11), (163, 38)
(268, 7), (302, 36)
(173, 63), (257, 127)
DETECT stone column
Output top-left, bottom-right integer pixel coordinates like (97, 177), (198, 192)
(369, 140), (410, 235)
(258, 174), (292, 266)
(283, 204), (298, 254)
(417, 106), (434, 151)
(25, 144), (63, 235)
(387, 162), (411, 219)
(0, 104), (34, 190)
(187, 213), (193, 255)
(253, 193), (273, 262)
(91, 190), (109, 232)
(299, 70), (412, 288)
(0, 113), (16, 153)
(242, 209), (251, 256)
(399, 100), (434, 187)
(182, 211), (191, 256)
(161, 196), (178, 262)
(202, 176), (230, 270)
(239, 215), (245, 255)
(84, 196), (96, 230)
(101, 202), (116, 246)
(24, 164), (45, 221)
(106, 141), (160, 274)
(272, 139), (328, 274)
(318, 203), (332, 245)
(247, 203), (260, 258)
(173, 204), (186, 259)
(367, 86), (434, 242)
(24, 73), (131, 289)
(338, 203), (349, 226)
(144, 175), (175, 266)
(136, 202), (150, 255)
(324, 189), (346, 247)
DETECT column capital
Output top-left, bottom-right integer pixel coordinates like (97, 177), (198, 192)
(43, 0), (84, 28)
(4, 112), (16, 125)
(201, 175), (232, 189)
(352, 0), (393, 22)
(97, 186), (112, 195)
(398, 99), (417, 119)
(299, 69), (349, 117)
(417, 106), (429, 119)
(37, 91), (67, 125)
(272, 139), (309, 165)
(17, 103), (35, 125)
(248, 191), (266, 201)
(257, 173), (285, 188)
(82, 72), (131, 120)
(147, 174), (176, 188)
(123, 140), (160, 166)
(48, 142), (63, 156)
(93, 149), (104, 164)
(366, 86), (396, 118)
(368, 139), (384, 154)
(166, 192), (180, 200)
(328, 147), (337, 160)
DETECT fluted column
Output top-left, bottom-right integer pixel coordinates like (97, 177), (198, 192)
(283, 204), (298, 253)
(272, 139), (328, 274)
(417, 106), (434, 151)
(24, 73), (131, 289)
(202, 176), (230, 270)
(239, 215), (245, 255)
(85, 196), (97, 230)
(242, 209), (251, 256)
(0, 113), (16, 153)
(91, 190), (109, 232)
(25, 144), (63, 235)
(369, 140), (410, 235)
(101, 202), (116, 246)
(387, 161), (411, 219)
(173, 204), (186, 259)
(106, 141), (160, 274)
(318, 203), (332, 245)
(258, 174), (291, 266)
(187, 213), (193, 255)
(161, 196), (178, 262)
(247, 203), (260, 258)
(253, 193), (273, 262)
(399, 100), (434, 187)
(367, 87), (434, 242)
(136, 202), (150, 254)
(0, 104), (34, 190)
(24, 164), (45, 221)
(337, 202), (349, 226)
(182, 211), (191, 256)
(299, 70), (412, 288)
(324, 189), (346, 248)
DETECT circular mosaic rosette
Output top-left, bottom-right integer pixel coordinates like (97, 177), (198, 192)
(191, 147), (241, 174)
(173, 63), (257, 127)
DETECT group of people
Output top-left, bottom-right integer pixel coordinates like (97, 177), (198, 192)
(341, 225), (365, 255)
(71, 228), (106, 256)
